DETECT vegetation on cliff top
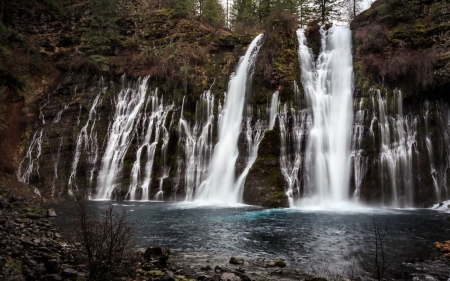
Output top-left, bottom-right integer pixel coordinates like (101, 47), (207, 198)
(352, 0), (449, 97)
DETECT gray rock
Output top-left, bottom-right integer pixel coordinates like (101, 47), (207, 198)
(0, 199), (9, 210)
(201, 265), (212, 271)
(144, 247), (171, 267)
(161, 271), (175, 281)
(233, 271), (250, 281)
(266, 258), (286, 268)
(45, 274), (63, 281)
(229, 257), (244, 265)
(142, 262), (155, 271)
(45, 259), (60, 273)
(221, 272), (241, 281)
(1, 275), (26, 281)
(33, 264), (46, 277)
(197, 275), (210, 280)
(46, 209), (57, 217)
(62, 268), (78, 278)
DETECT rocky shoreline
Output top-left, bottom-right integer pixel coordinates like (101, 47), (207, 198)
(2, 182), (450, 281)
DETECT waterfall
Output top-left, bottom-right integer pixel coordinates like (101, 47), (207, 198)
(126, 89), (173, 201)
(295, 26), (354, 207)
(179, 90), (215, 201)
(96, 77), (150, 199)
(51, 137), (64, 198)
(351, 98), (369, 201)
(17, 129), (45, 196)
(369, 89), (417, 207)
(194, 34), (263, 205)
(68, 89), (103, 198)
(437, 103), (450, 200)
(234, 117), (265, 199)
(268, 91), (279, 130)
(279, 105), (311, 206)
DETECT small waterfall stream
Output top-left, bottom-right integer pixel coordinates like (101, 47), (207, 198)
(126, 89), (173, 201)
(194, 34), (263, 205)
(96, 77), (151, 199)
(179, 90), (215, 201)
(68, 89), (103, 198)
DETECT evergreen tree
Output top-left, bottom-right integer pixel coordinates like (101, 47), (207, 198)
(282, 0), (300, 13)
(298, 0), (313, 27)
(379, 0), (417, 24)
(231, 0), (258, 30)
(202, 0), (225, 27)
(171, 0), (195, 18)
(84, 0), (118, 55)
(312, 0), (344, 23)
(256, 0), (272, 24)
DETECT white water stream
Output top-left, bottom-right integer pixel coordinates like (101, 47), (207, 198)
(292, 27), (354, 207)
(194, 34), (263, 205)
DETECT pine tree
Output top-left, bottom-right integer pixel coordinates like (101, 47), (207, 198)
(312, 0), (344, 23)
(202, 0), (225, 27)
(256, 0), (272, 24)
(231, 0), (258, 30)
(379, 0), (417, 24)
(171, 0), (195, 18)
(84, 0), (118, 55)
(298, 0), (313, 27)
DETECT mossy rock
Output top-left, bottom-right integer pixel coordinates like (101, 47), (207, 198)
(243, 120), (288, 208)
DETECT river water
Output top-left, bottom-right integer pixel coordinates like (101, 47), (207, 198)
(51, 201), (450, 276)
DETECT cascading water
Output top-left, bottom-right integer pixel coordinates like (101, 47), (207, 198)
(68, 89), (103, 198)
(51, 137), (64, 198)
(268, 91), (279, 130)
(234, 117), (265, 200)
(126, 89), (173, 201)
(372, 89), (417, 207)
(294, 27), (354, 207)
(179, 90), (215, 201)
(17, 129), (45, 196)
(351, 98), (369, 201)
(194, 34), (263, 205)
(279, 105), (311, 206)
(96, 76), (151, 199)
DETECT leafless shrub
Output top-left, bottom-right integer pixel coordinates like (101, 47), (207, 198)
(382, 49), (436, 89)
(354, 24), (387, 54)
(77, 202), (136, 280)
(362, 48), (436, 89)
(355, 218), (398, 281)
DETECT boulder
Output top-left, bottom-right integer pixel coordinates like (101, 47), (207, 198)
(46, 209), (57, 217)
(229, 257), (244, 265)
(0, 199), (9, 210)
(45, 274), (63, 281)
(233, 271), (250, 281)
(266, 258), (286, 268)
(144, 247), (170, 267)
(200, 265), (212, 271)
(220, 272), (241, 281)
(161, 271), (175, 281)
(1, 276), (26, 281)
(45, 259), (60, 273)
(62, 268), (78, 278)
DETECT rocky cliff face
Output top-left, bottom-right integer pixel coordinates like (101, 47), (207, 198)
(349, 0), (450, 206)
(0, 0), (255, 201)
(3, 0), (450, 207)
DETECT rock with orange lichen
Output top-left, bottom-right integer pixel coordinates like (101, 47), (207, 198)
(435, 240), (450, 257)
